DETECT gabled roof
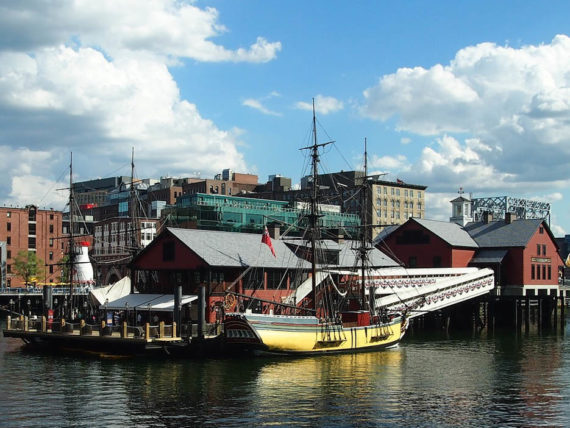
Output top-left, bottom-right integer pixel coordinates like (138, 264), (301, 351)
(464, 219), (544, 248)
(373, 225), (399, 244)
(167, 228), (310, 269)
(450, 195), (471, 203)
(411, 218), (478, 248)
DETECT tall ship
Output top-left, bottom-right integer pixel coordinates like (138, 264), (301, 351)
(222, 102), (407, 355)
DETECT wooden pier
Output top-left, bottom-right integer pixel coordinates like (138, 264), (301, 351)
(3, 315), (186, 356)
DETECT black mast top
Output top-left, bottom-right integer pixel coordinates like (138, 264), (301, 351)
(300, 99), (333, 312)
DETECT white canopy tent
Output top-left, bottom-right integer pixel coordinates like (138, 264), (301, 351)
(101, 294), (198, 312)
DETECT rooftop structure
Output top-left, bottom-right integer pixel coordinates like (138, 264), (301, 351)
(164, 193), (361, 237)
(471, 196), (550, 225)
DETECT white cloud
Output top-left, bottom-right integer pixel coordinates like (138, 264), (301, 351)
(0, 1), (280, 208)
(0, 1), (281, 63)
(369, 154), (408, 171)
(243, 98), (282, 116)
(296, 95), (344, 115)
(361, 35), (570, 233)
(400, 137), (411, 145)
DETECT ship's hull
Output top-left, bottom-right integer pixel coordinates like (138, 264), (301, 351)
(224, 313), (405, 355)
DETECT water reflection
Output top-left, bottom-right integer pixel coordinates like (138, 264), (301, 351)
(1, 322), (570, 427)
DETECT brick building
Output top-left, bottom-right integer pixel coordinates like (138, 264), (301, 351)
(0, 205), (64, 288)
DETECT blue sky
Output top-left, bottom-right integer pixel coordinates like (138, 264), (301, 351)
(1, 1), (570, 235)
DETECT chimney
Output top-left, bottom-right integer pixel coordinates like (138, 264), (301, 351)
(268, 223), (280, 240)
(483, 211), (493, 224)
(505, 212), (516, 224)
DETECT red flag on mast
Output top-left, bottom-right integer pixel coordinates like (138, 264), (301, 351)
(262, 226), (276, 257)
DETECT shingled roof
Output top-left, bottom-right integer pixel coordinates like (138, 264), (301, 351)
(167, 228), (309, 269)
(464, 218), (545, 248)
(409, 218), (478, 248)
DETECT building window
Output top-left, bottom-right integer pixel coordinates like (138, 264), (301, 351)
(410, 190), (414, 197)
(531, 265), (535, 280)
(49, 224), (54, 233)
(28, 208), (36, 221)
(163, 241), (175, 261)
(49, 251), (53, 261)
(50, 213), (54, 220)
(28, 223), (36, 235)
(49, 238), (54, 247)
(537, 244), (541, 255)
(7, 264), (11, 273)
(49, 265), (54, 274)
(6, 211), (11, 218)
(542, 245), (546, 255)
(7, 250), (11, 259)
(6, 222), (10, 232)
(537, 265), (541, 280)
(548, 265), (551, 280)
(542, 265), (546, 280)
(6, 237), (10, 245)
(28, 237), (36, 249)
(539, 226), (544, 234)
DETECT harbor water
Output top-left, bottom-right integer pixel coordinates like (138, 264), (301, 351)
(1, 318), (570, 427)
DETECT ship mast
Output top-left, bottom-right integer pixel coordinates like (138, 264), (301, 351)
(68, 152), (74, 319)
(358, 138), (374, 314)
(300, 99), (332, 312)
(129, 147), (137, 253)
(129, 147), (139, 285)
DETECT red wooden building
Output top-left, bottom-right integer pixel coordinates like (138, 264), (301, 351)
(130, 227), (400, 323)
(376, 213), (563, 297)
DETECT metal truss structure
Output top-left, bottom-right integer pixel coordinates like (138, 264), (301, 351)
(472, 196), (550, 225)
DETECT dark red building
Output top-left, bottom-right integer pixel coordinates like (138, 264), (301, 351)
(376, 214), (563, 297)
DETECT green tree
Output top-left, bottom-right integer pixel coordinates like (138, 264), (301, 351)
(60, 254), (71, 284)
(13, 250), (45, 286)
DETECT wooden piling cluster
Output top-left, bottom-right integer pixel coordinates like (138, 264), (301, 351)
(411, 294), (567, 332)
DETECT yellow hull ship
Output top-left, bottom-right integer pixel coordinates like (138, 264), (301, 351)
(224, 312), (406, 355)
(222, 102), (409, 357)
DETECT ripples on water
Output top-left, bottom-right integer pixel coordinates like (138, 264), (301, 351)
(1, 321), (570, 427)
